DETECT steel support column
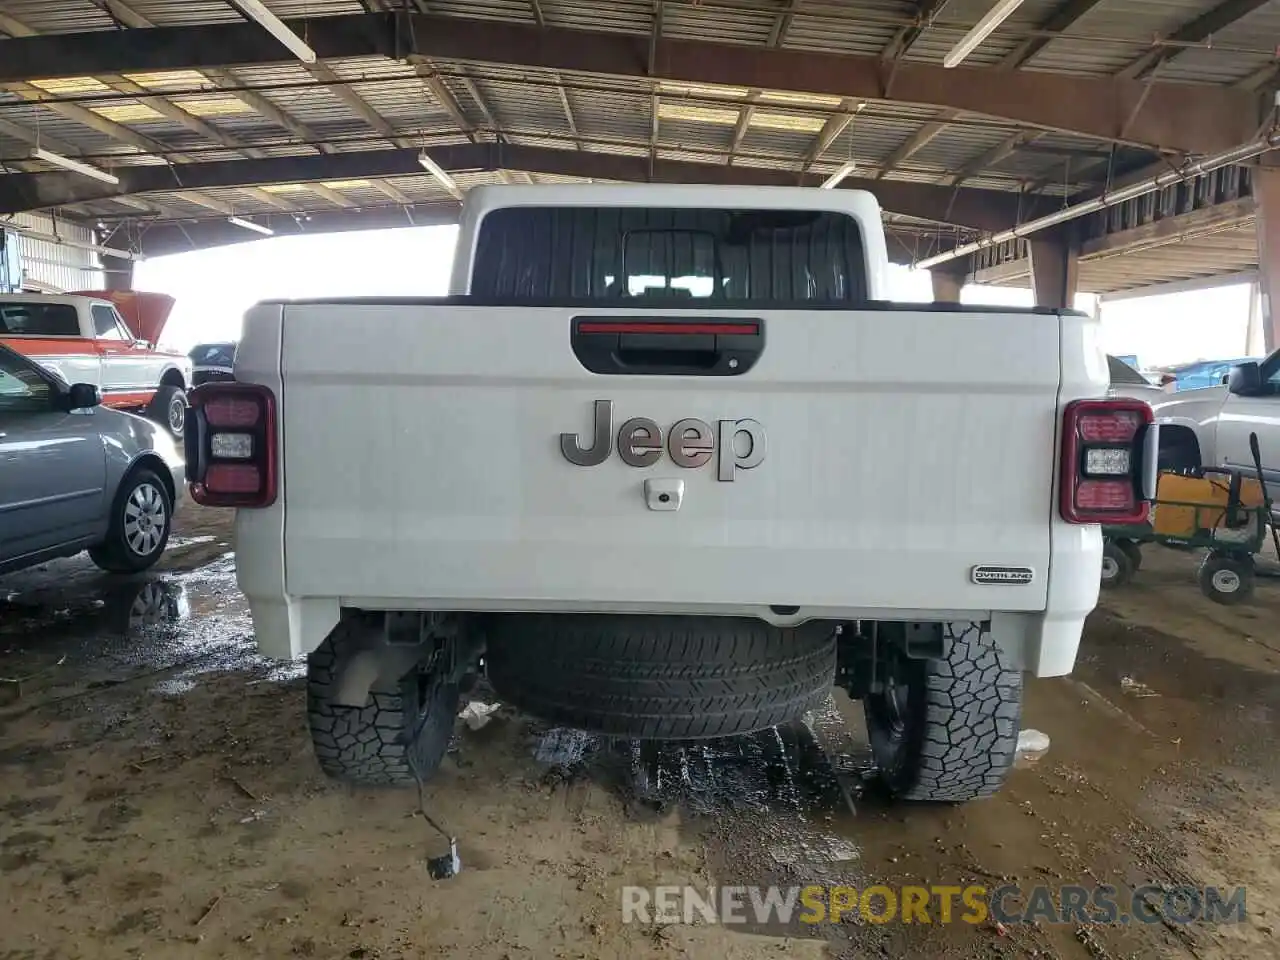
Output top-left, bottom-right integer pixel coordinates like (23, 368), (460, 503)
(101, 253), (134, 291)
(930, 267), (965, 302)
(1029, 236), (1081, 309)
(1254, 166), (1280, 352)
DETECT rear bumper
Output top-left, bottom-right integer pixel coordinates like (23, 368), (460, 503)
(236, 517), (1101, 679)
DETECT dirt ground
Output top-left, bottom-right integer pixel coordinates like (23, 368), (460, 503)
(2, 505), (1279, 960)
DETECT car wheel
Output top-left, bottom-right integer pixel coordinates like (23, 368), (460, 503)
(1198, 554), (1255, 605)
(89, 468), (173, 574)
(1100, 540), (1135, 588)
(148, 384), (187, 439)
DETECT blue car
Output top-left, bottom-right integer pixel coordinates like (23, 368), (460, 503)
(1167, 357), (1258, 392)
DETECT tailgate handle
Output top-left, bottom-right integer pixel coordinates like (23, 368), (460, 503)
(571, 317), (764, 376)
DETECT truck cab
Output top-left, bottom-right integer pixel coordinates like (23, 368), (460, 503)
(185, 185), (1155, 804)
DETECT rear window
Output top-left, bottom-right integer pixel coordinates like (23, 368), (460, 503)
(0, 302), (80, 336)
(191, 343), (236, 367)
(472, 207), (866, 303)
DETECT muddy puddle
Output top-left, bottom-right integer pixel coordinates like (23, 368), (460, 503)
(0, 552), (299, 716)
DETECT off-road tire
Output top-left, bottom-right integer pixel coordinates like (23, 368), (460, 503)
(484, 614), (836, 739)
(148, 384), (187, 439)
(88, 467), (172, 574)
(307, 620), (460, 786)
(865, 622), (1022, 802)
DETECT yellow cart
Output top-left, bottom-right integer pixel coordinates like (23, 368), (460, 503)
(1102, 468), (1271, 604)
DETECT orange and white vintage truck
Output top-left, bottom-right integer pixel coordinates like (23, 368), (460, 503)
(0, 290), (191, 437)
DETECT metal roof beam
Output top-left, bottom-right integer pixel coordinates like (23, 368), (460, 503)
(126, 201), (462, 257)
(882, 0), (1108, 179)
(731, 0), (800, 165)
(1119, 0), (1272, 80)
(38, 0), (354, 213)
(801, 98), (860, 170)
(0, 12), (1257, 154)
(938, 130), (1037, 186)
(879, 0), (949, 62)
(1000, 0), (1108, 71)
(79, 0), (409, 211)
(0, 143), (1059, 233)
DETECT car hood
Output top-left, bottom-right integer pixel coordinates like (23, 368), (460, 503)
(1151, 384), (1229, 414)
(70, 290), (176, 345)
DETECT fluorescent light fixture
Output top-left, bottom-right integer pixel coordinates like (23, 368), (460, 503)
(31, 147), (120, 185)
(944, 0), (1025, 68)
(821, 161), (857, 189)
(418, 150), (462, 198)
(228, 216), (274, 236)
(231, 0), (317, 64)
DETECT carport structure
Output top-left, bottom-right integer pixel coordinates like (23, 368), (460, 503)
(0, 0), (1277, 343)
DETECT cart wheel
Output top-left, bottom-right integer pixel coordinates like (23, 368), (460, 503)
(1116, 540), (1143, 572)
(1101, 541), (1135, 589)
(1198, 555), (1255, 605)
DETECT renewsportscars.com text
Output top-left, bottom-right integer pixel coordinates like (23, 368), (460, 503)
(621, 884), (1246, 927)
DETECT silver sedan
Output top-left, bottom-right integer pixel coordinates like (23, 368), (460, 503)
(0, 344), (185, 577)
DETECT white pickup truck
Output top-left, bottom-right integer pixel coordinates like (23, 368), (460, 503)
(1148, 357), (1280, 487)
(186, 185), (1156, 802)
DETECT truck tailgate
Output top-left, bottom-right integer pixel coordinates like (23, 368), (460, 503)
(277, 302), (1060, 616)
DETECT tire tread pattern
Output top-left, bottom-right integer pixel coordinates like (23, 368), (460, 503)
(485, 614), (836, 740)
(895, 622), (1022, 802)
(306, 620), (457, 786)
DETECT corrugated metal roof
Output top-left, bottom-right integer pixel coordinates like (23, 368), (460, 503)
(1027, 0), (1228, 76)
(0, 0), (115, 33)
(0, 0), (1264, 292)
(903, 0), (1064, 67)
(1157, 1), (1280, 85)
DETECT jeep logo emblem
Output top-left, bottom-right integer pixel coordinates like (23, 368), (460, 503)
(560, 400), (765, 482)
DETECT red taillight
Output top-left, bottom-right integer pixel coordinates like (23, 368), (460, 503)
(204, 395), (262, 429)
(1077, 411), (1141, 444)
(186, 383), (277, 508)
(1060, 398), (1154, 525)
(205, 463), (263, 494)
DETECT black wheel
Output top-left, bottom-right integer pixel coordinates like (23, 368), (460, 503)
(864, 622), (1022, 802)
(1116, 540), (1143, 571)
(88, 468), (173, 574)
(1198, 554), (1255, 605)
(307, 619), (460, 786)
(483, 614), (836, 739)
(1100, 540), (1135, 588)
(148, 384), (187, 438)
